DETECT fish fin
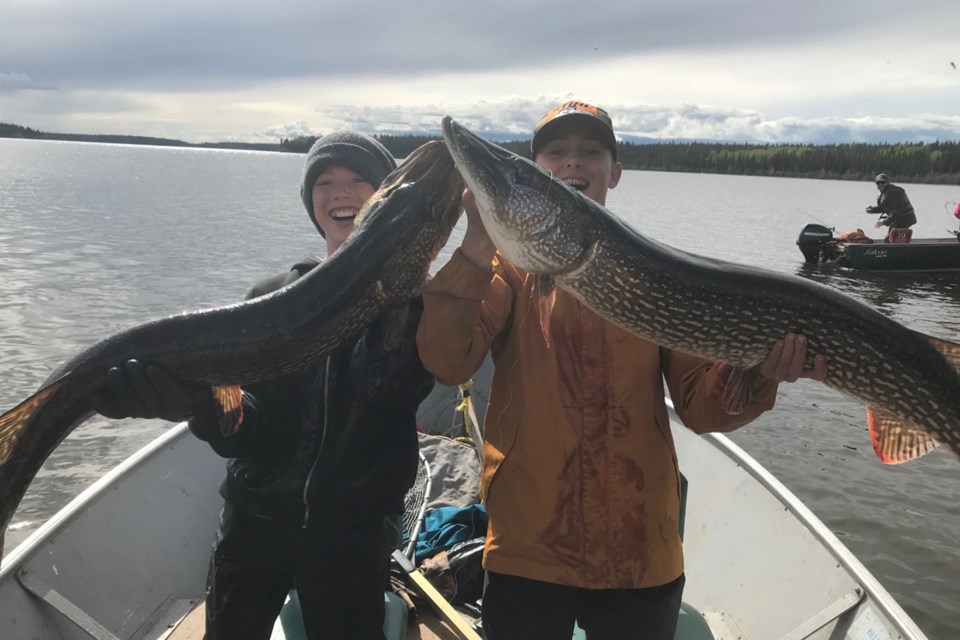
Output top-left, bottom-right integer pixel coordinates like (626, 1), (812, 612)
(536, 275), (557, 349)
(713, 363), (758, 416)
(923, 333), (960, 373)
(0, 378), (67, 464)
(866, 407), (938, 464)
(212, 385), (244, 437)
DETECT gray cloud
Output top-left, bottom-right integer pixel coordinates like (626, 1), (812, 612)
(257, 121), (319, 141)
(303, 98), (960, 145)
(1, 0), (950, 91)
(0, 72), (52, 92)
(755, 114), (960, 144)
(3, 1), (958, 144)
(1, 90), (151, 116)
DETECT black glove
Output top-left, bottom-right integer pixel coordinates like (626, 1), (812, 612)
(90, 359), (213, 423)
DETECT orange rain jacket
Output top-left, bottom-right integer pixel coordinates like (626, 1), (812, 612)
(416, 250), (779, 590)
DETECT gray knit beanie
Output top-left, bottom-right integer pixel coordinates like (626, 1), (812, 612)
(300, 130), (397, 236)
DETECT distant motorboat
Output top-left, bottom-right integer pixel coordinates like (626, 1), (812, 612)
(797, 223), (960, 271)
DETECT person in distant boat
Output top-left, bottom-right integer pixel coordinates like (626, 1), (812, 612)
(866, 173), (916, 233)
(90, 131), (433, 640)
(416, 100), (828, 640)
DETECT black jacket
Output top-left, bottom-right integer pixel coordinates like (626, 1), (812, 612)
(874, 184), (917, 228)
(189, 256), (434, 528)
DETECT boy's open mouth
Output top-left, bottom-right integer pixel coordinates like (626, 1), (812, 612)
(330, 208), (358, 222)
(562, 178), (588, 192)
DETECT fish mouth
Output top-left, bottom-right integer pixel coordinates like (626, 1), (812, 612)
(441, 116), (519, 196)
(382, 140), (450, 188)
(359, 140), (463, 229)
(440, 117), (601, 278)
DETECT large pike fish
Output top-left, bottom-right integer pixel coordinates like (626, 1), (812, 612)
(0, 141), (464, 554)
(440, 116), (960, 464)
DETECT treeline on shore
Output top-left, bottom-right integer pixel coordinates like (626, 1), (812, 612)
(285, 134), (960, 184)
(0, 122), (280, 152)
(616, 140), (960, 184)
(5, 122), (959, 184)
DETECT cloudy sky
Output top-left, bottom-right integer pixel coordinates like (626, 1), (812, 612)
(2, 0), (959, 144)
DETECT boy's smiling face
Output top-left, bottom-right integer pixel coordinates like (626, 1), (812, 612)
(534, 127), (622, 206)
(311, 165), (376, 252)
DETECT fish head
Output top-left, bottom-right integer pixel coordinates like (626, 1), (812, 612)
(442, 116), (596, 276)
(351, 140), (464, 301)
(355, 140), (461, 231)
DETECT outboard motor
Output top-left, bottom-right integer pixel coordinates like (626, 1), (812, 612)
(796, 224), (837, 263)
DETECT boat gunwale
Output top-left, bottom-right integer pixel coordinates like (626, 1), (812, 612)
(0, 422), (191, 580)
(675, 400), (928, 640)
(1, 413), (930, 640)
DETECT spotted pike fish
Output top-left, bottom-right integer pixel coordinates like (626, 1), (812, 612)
(440, 116), (960, 464)
(0, 141), (464, 555)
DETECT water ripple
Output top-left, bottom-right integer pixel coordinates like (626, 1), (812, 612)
(1, 143), (957, 637)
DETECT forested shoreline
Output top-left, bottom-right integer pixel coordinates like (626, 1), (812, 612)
(320, 134), (960, 184)
(4, 123), (959, 184)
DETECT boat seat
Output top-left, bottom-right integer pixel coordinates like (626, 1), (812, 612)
(887, 228), (912, 243)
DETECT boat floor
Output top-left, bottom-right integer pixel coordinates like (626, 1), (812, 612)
(164, 600), (461, 640)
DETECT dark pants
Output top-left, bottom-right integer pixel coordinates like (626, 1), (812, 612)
(203, 503), (389, 640)
(482, 571), (685, 640)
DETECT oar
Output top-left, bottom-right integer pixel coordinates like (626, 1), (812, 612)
(390, 549), (482, 640)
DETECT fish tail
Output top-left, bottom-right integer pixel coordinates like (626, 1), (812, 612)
(212, 385), (243, 437)
(0, 378), (67, 465)
(915, 331), (960, 459)
(866, 407), (939, 464)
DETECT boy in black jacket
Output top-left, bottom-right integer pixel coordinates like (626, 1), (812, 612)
(92, 131), (434, 640)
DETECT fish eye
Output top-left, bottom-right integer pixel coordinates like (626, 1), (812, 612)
(513, 162), (535, 186)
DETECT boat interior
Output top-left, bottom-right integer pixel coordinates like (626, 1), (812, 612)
(0, 376), (926, 639)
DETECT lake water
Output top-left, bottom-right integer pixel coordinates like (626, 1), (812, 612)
(1, 138), (958, 638)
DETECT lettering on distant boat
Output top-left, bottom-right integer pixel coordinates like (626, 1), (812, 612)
(846, 606), (892, 640)
(862, 248), (889, 259)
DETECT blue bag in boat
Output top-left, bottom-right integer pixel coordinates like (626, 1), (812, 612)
(414, 504), (487, 562)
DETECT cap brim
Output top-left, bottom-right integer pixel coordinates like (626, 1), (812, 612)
(531, 113), (617, 160)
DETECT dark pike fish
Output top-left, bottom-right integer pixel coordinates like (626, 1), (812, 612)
(0, 141), (464, 554)
(440, 116), (960, 464)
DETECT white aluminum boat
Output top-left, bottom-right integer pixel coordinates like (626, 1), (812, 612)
(0, 377), (928, 640)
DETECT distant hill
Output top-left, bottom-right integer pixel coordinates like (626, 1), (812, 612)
(198, 141), (283, 152)
(49, 132), (193, 147)
(0, 123), (44, 139)
(4, 122), (959, 184)
(0, 123), (284, 152)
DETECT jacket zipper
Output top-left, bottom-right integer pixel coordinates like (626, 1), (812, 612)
(302, 355), (331, 528)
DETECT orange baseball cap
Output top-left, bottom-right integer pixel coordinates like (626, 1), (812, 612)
(531, 100), (617, 160)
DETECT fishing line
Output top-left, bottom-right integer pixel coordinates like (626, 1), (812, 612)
(545, 169), (556, 198)
(945, 201), (958, 218)
(806, 212), (835, 229)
